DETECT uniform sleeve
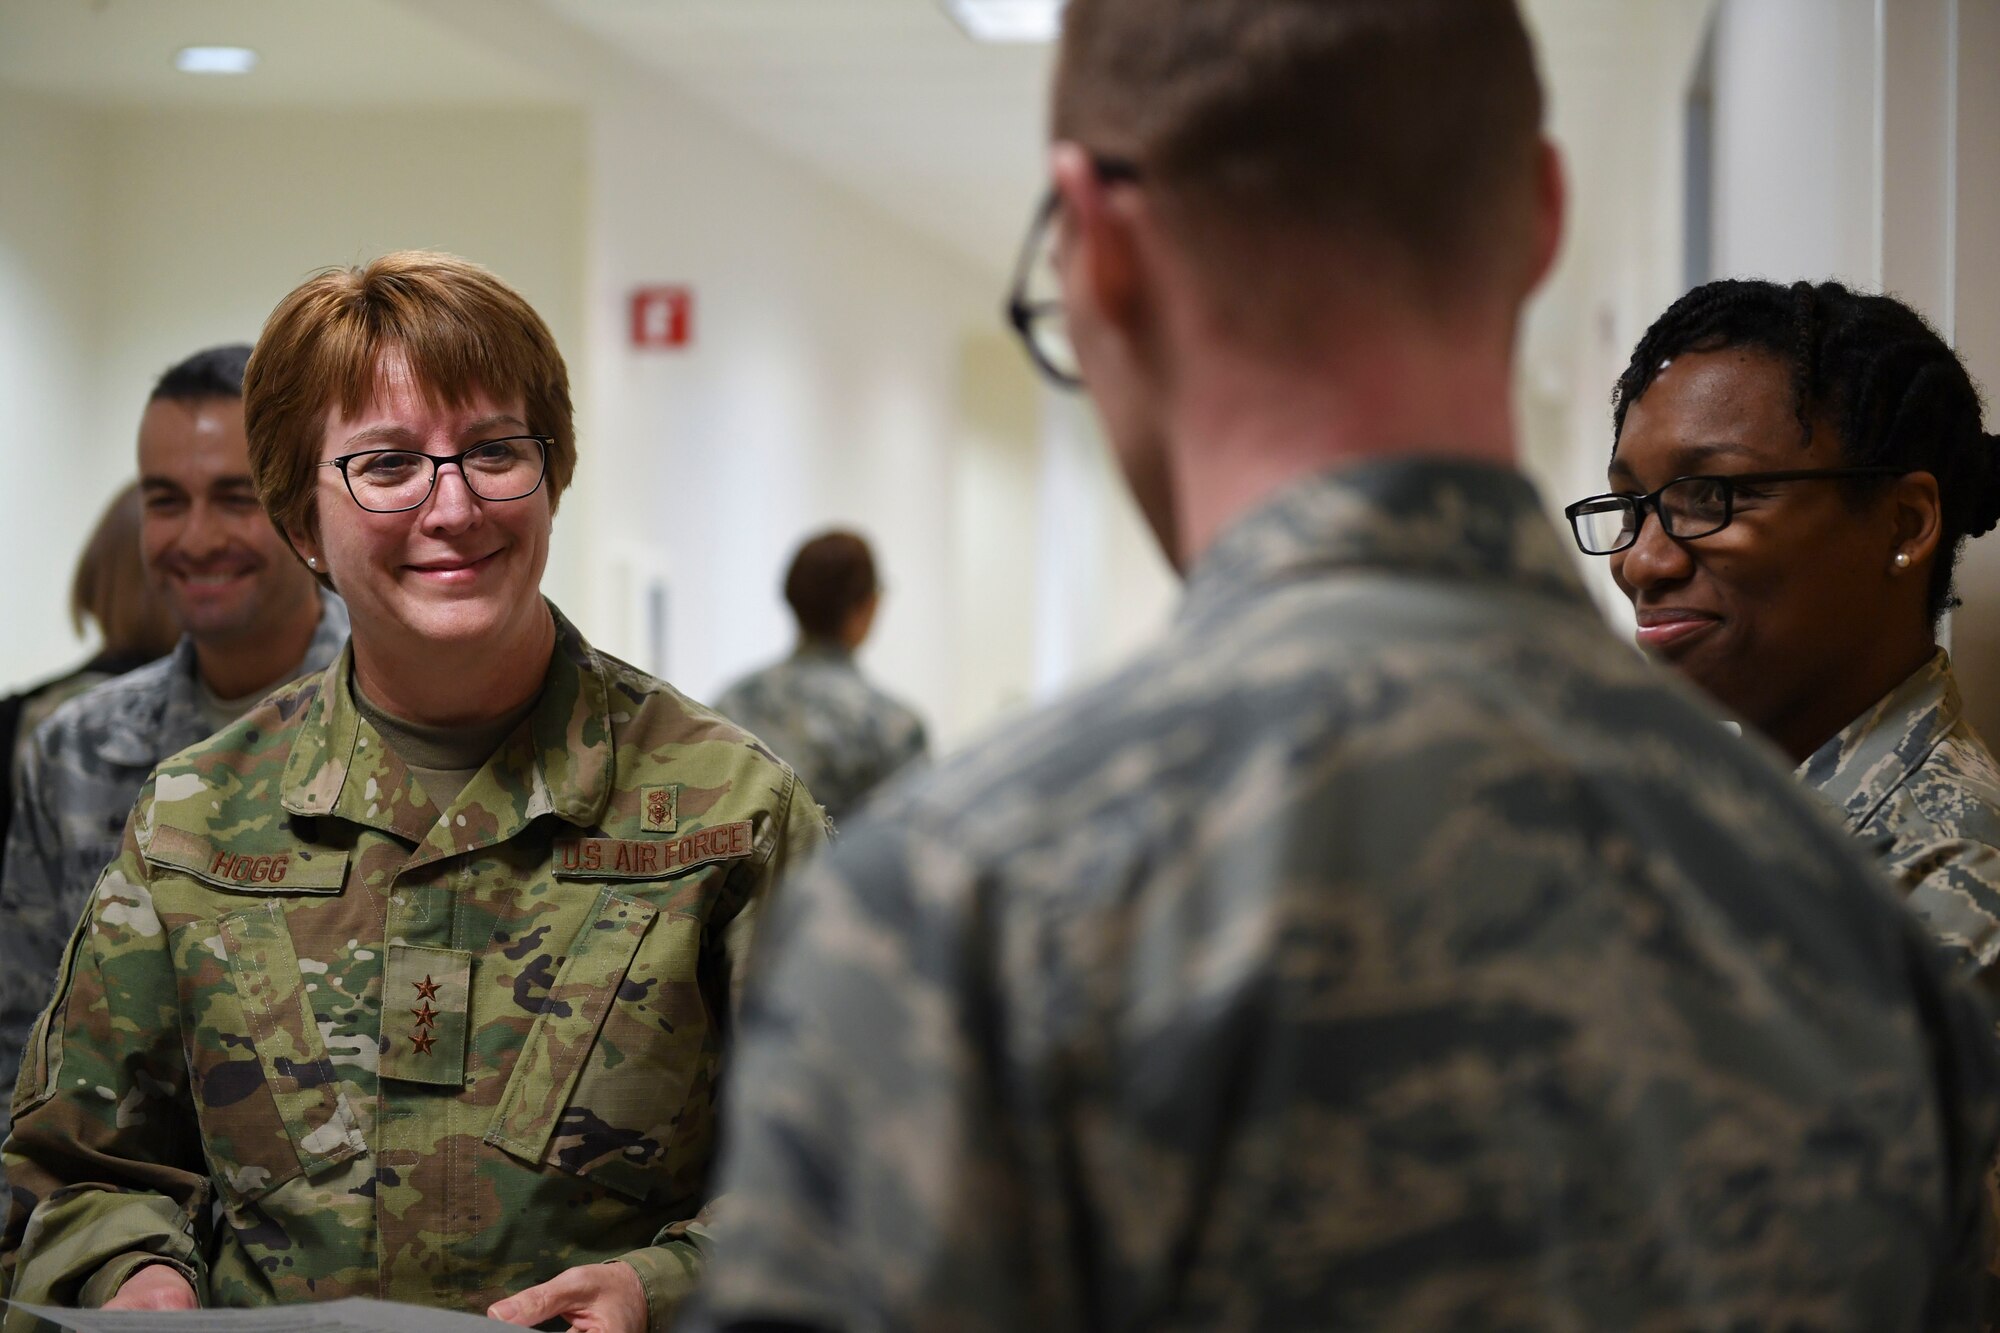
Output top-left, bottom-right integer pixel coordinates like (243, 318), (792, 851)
(1, 793), (211, 1323)
(1893, 839), (2000, 1000)
(683, 816), (1046, 1333)
(0, 739), (86, 1160)
(615, 767), (831, 1333)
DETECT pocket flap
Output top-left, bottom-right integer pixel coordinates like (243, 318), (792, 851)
(218, 902), (365, 1177)
(485, 890), (657, 1163)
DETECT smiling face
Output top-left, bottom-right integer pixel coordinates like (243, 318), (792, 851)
(137, 395), (319, 650)
(1608, 346), (1930, 758)
(292, 349), (552, 685)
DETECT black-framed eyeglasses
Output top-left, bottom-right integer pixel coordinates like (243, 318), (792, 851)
(320, 435), (551, 514)
(1565, 467), (1905, 555)
(1005, 155), (1142, 389)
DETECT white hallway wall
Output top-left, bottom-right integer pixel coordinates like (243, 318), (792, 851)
(579, 78), (1027, 745)
(0, 96), (590, 689)
(1515, 0), (1717, 623)
(0, 91), (102, 688)
(1710, 0), (1879, 287)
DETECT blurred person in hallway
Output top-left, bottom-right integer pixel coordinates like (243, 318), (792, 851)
(691, 2), (2000, 1330)
(0, 480), (178, 856)
(1570, 277), (2000, 985)
(1, 253), (824, 1333)
(0, 344), (348, 1178)
(715, 530), (927, 822)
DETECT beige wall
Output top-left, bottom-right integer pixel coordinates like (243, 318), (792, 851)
(1709, 0), (1879, 288)
(90, 103), (591, 607)
(0, 91), (105, 687)
(577, 82), (1062, 751)
(1940, 0), (2000, 740)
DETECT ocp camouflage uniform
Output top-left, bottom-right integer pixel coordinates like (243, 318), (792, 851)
(0, 598), (350, 1155)
(1, 607), (825, 1332)
(1801, 650), (2000, 986)
(693, 459), (2000, 1333)
(714, 644), (926, 821)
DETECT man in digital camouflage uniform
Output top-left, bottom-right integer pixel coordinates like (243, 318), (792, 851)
(0, 345), (346, 1169)
(689, 1), (2000, 1329)
(715, 531), (926, 822)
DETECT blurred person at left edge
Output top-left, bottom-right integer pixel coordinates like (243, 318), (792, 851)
(0, 251), (828, 1333)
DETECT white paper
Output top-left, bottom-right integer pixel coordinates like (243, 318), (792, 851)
(4, 1297), (503, 1333)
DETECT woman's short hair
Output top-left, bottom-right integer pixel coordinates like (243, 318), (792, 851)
(242, 251), (576, 555)
(784, 531), (879, 641)
(1612, 277), (2000, 620)
(72, 481), (179, 658)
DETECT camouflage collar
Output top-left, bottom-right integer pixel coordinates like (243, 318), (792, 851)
(1180, 457), (1591, 622)
(280, 603), (614, 850)
(1798, 649), (1957, 832)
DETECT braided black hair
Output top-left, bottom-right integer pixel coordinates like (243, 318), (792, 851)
(1612, 278), (2000, 620)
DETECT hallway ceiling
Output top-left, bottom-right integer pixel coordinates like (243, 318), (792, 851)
(0, 0), (569, 106)
(534, 0), (1684, 280)
(539, 0), (1053, 278)
(2, 0), (1706, 290)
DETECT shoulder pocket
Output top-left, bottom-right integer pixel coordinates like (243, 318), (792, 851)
(488, 890), (658, 1165)
(488, 890), (728, 1203)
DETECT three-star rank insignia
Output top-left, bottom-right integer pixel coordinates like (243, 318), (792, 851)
(382, 945), (472, 1086)
(410, 985), (440, 1055)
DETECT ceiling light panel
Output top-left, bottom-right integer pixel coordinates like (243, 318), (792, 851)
(939, 0), (1066, 43)
(174, 46), (259, 75)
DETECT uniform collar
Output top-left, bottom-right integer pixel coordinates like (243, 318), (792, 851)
(280, 602), (614, 860)
(92, 637), (203, 769)
(791, 640), (855, 667)
(1798, 649), (1958, 832)
(1180, 456), (1592, 625)
(92, 596), (350, 769)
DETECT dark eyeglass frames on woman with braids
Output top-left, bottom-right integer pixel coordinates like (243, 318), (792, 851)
(1565, 467), (1906, 556)
(1005, 156), (1142, 389)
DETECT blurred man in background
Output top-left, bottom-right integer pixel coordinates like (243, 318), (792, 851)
(692, 1), (2000, 1329)
(716, 529), (926, 821)
(0, 344), (347, 1160)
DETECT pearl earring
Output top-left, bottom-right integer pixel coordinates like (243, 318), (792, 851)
(1893, 551), (1912, 570)
(306, 557), (318, 569)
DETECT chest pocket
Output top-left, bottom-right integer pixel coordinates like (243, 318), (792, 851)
(171, 900), (365, 1209)
(486, 885), (717, 1203)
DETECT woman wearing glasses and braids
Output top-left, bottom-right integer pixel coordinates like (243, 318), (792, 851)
(1566, 276), (2000, 984)
(0, 252), (826, 1333)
